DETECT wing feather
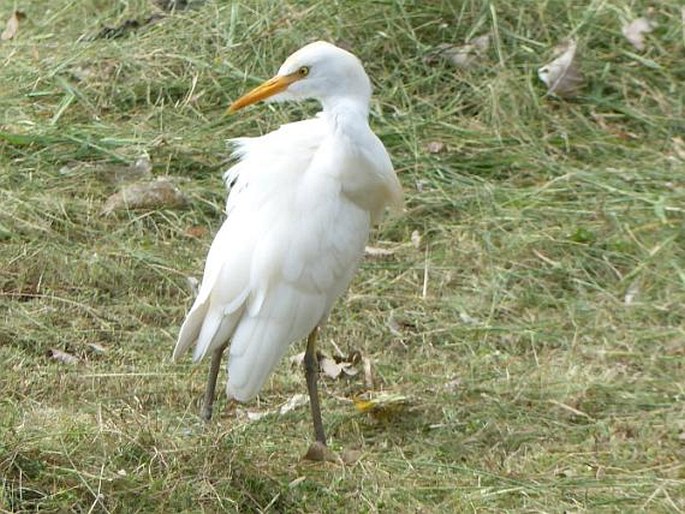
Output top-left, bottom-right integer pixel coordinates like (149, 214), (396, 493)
(174, 113), (398, 404)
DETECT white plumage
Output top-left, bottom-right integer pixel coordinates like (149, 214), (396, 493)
(173, 42), (401, 445)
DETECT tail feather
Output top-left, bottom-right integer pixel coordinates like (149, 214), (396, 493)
(172, 299), (209, 361)
(226, 316), (290, 402)
(226, 283), (326, 401)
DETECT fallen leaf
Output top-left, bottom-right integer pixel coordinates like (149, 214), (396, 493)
(353, 393), (410, 421)
(444, 377), (461, 392)
(244, 394), (309, 422)
(386, 314), (403, 337)
(362, 357), (374, 389)
(246, 410), (270, 421)
(101, 178), (188, 215)
(386, 312), (416, 336)
(1, 10), (26, 41)
(320, 358), (340, 378)
(424, 33), (490, 69)
(471, 33), (491, 52)
(184, 226), (208, 238)
(364, 246), (395, 257)
(410, 230), (421, 249)
(538, 40), (585, 99)
(292, 350), (361, 379)
(86, 343), (107, 354)
(622, 17), (657, 51)
(288, 476), (307, 488)
(97, 155), (154, 184)
(415, 179), (430, 192)
(290, 351), (305, 367)
(279, 393), (308, 415)
(459, 311), (480, 325)
(624, 280), (640, 305)
(320, 356), (357, 380)
(425, 141), (446, 154)
(49, 348), (79, 365)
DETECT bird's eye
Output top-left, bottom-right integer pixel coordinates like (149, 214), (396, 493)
(298, 66), (310, 77)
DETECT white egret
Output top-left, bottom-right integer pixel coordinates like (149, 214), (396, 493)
(173, 41), (402, 451)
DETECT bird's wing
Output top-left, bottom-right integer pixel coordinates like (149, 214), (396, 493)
(174, 117), (372, 402)
(225, 178), (371, 401)
(174, 118), (324, 362)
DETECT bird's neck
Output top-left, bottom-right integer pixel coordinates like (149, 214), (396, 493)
(321, 96), (370, 131)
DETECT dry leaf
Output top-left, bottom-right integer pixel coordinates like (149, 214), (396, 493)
(424, 33), (490, 69)
(49, 348), (79, 365)
(386, 312), (416, 336)
(320, 356), (357, 380)
(362, 357), (374, 389)
(1, 10), (26, 41)
(246, 410), (270, 421)
(291, 350), (361, 379)
(470, 34), (491, 52)
(245, 393), (310, 422)
(624, 280), (640, 305)
(101, 178), (188, 215)
(86, 342), (107, 354)
(459, 311), (480, 325)
(279, 393), (308, 415)
(353, 393), (410, 421)
(386, 314), (403, 337)
(622, 17), (656, 51)
(290, 351), (305, 367)
(410, 230), (421, 249)
(538, 40), (585, 99)
(288, 476), (307, 488)
(319, 357), (342, 380)
(444, 377), (461, 392)
(425, 141), (446, 154)
(364, 246), (394, 257)
(415, 179), (430, 193)
(97, 156), (154, 184)
(184, 226), (208, 238)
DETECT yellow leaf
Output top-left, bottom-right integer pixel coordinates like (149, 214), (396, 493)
(353, 394), (410, 420)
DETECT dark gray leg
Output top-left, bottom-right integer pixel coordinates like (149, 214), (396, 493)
(304, 328), (326, 445)
(201, 343), (227, 421)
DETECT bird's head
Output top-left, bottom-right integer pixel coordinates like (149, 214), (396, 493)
(228, 41), (372, 113)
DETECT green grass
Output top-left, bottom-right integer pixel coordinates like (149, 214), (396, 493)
(1, 0), (684, 512)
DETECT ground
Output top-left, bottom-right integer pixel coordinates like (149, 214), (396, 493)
(1, 1), (684, 512)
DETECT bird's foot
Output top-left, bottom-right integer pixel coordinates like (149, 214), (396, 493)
(302, 441), (337, 462)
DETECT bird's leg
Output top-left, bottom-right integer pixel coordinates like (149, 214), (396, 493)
(201, 343), (227, 422)
(304, 327), (326, 445)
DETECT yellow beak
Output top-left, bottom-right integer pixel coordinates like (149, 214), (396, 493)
(228, 73), (300, 113)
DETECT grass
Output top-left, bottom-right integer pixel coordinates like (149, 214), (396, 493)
(1, 0), (684, 512)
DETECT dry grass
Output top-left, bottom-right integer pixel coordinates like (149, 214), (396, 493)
(1, 0), (684, 512)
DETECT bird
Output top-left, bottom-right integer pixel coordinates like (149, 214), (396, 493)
(172, 41), (402, 454)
